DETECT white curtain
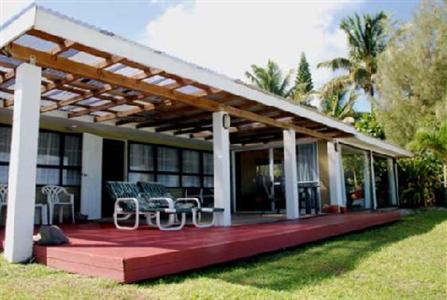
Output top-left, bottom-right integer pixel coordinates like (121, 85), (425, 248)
(37, 132), (60, 165)
(129, 143), (153, 171)
(0, 127), (11, 162)
(203, 152), (213, 175)
(297, 143), (318, 182)
(183, 150), (200, 173)
(157, 147), (179, 172)
(63, 135), (81, 166)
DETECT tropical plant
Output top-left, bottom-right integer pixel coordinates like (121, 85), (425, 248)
(318, 11), (388, 98)
(318, 76), (357, 120)
(292, 52), (314, 103)
(355, 111), (385, 139)
(398, 155), (445, 207)
(245, 60), (293, 97)
(409, 121), (447, 189)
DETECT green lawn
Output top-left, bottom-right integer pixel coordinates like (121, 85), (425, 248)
(1, 210), (446, 300)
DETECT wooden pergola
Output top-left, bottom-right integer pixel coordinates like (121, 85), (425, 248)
(0, 28), (350, 145)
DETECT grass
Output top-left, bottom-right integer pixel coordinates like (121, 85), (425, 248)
(1, 210), (446, 300)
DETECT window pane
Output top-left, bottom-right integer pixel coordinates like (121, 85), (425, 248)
(0, 127), (11, 162)
(182, 175), (201, 187)
(64, 135), (81, 166)
(36, 168), (59, 185)
(157, 147), (179, 172)
(182, 150), (200, 173)
(0, 165), (9, 184)
(38, 132), (60, 166)
(128, 172), (154, 183)
(129, 143), (154, 171)
(63, 169), (81, 186)
(297, 143), (318, 182)
(158, 174), (179, 187)
(203, 152), (213, 175)
(204, 176), (214, 188)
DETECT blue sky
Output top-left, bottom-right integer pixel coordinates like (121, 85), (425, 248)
(2, 0), (420, 111)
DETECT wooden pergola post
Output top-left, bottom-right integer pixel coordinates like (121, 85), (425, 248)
(4, 63), (41, 263)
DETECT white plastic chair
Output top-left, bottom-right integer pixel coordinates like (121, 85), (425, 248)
(41, 185), (75, 224)
(0, 184), (7, 223)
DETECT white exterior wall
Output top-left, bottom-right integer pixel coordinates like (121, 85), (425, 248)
(81, 133), (103, 220)
(4, 63), (41, 263)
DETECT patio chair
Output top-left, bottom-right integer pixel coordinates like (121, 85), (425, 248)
(0, 184), (7, 223)
(1, 184), (49, 225)
(139, 181), (223, 228)
(42, 185), (75, 224)
(137, 181), (201, 223)
(184, 187), (214, 207)
(106, 181), (187, 231)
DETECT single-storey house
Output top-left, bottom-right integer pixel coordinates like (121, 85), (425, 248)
(0, 5), (411, 279)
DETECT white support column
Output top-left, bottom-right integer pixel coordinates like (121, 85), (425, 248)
(327, 141), (344, 207)
(370, 151), (378, 210)
(4, 63), (41, 263)
(283, 129), (299, 219)
(387, 157), (398, 206)
(268, 147), (275, 212)
(213, 111), (231, 226)
(394, 159), (400, 207)
(81, 133), (103, 220)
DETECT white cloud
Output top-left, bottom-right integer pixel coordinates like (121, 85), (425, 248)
(141, 0), (363, 88)
(0, 0), (34, 26)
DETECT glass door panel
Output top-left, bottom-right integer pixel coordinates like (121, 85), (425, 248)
(341, 147), (372, 210)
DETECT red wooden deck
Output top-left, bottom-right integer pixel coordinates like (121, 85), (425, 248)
(0, 211), (400, 283)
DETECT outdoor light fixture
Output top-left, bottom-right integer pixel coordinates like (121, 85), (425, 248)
(222, 113), (231, 129)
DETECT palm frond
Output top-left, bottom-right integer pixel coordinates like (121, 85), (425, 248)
(317, 58), (352, 71)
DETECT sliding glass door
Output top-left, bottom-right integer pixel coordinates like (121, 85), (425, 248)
(341, 146), (372, 210)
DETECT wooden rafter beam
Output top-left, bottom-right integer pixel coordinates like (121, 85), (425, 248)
(5, 43), (333, 140)
(94, 103), (155, 123)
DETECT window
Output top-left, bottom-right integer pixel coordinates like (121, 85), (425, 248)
(128, 142), (213, 188)
(0, 126), (82, 186)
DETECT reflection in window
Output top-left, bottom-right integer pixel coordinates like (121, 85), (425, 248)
(158, 174), (179, 187)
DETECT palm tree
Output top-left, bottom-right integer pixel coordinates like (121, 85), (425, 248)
(318, 12), (388, 97)
(409, 121), (447, 188)
(245, 60), (293, 97)
(318, 76), (357, 120)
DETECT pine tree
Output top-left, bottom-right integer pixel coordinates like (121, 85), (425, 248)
(293, 52), (313, 102)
